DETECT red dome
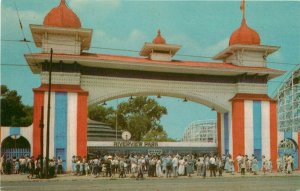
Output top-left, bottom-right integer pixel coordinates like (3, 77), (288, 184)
(229, 18), (260, 46)
(153, 30), (166, 44)
(43, 0), (81, 28)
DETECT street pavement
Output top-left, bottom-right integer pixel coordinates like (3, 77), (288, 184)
(1, 172), (300, 191)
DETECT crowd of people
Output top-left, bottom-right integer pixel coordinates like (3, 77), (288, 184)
(0, 155), (63, 178)
(0, 153), (296, 179)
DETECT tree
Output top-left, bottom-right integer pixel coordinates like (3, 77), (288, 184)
(88, 96), (170, 141)
(143, 129), (176, 142)
(117, 96), (167, 141)
(1, 85), (33, 126)
(88, 104), (115, 123)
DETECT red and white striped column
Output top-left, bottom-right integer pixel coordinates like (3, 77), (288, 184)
(32, 84), (88, 171)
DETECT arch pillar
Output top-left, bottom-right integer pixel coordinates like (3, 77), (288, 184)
(229, 93), (278, 171)
(32, 84), (88, 171)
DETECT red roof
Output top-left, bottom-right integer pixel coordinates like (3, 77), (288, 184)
(29, 52), (282, 73)
(230, 93), (275, 101)
(153, 30), (166, 44)
(43, 0), (81, 28)
(229, 18), (260, 46)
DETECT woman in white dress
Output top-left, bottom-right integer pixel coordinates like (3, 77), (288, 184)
(228, 155), (235, 175)
(156, 157), (162, 177)
(178, 157), (185, 176)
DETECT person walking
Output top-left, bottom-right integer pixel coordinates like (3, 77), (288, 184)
(165, 155), (172, 178)
(240, 155), (246, 175)
(172, 155), (178, 177)
(216, 156), (223, 176)
(186, 155), (194, 177)
(201, 155), (207, 178)
(196, 158), (202, 176)
(178, 157), (185, 176)
(209, 155), (216, 177)
(252, 156), (259, 175)
(262, 155), (268, 175)
(156, 157), (162, 177)
(0, 154), (4, 174)
(136, 156), (144, 180)
(57, 157), (63, 174)
(228, 155), (235, 175)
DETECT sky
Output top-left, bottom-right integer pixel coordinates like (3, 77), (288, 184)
(1, 0), (300, 139)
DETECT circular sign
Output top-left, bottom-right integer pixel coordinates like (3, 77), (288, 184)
(122, 131), (131, 141)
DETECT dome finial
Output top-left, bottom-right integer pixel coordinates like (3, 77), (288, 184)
(60, 0), (66, 5)
(240, 0), (246, 19)
(228, 0), (260, 46)
(153, 29), (166, 44)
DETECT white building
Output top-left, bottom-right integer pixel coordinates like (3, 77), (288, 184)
(182, 120), (216, 143)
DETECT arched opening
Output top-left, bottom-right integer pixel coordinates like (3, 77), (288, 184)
(1, 136), (31, 159)
(87, 94), (220, 156)
(278, 138), (299, 170)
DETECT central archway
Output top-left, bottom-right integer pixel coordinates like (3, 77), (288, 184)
(87, 95), (218, 156)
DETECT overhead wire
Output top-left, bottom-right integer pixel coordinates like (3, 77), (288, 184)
(13, 2), (32, 53)
(1, 38), (299, 67)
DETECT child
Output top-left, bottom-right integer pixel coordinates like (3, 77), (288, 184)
(240, 156), (246, 175)
(268, 159), (273, 173)
(15, 159), (20, 174)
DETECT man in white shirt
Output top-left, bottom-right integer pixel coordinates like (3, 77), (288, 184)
(209, 156), (216, 177)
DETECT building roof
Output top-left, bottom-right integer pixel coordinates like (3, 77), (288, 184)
(43, 0), (81, 28)
(25, 52), (284, 79)
(152, 30), (166, 44)
(229, 17), (260, 46)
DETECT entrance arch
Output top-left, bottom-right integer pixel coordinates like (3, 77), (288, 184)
(24, 0), (284, 171)
(1, 136), (31, 158)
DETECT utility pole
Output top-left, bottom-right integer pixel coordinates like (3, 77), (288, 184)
(116, 99), (119, 141)
(45, 48), (53, 178)
(39, 106), (44, 178)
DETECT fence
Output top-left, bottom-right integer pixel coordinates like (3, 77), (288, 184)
(1, 148), (31, 159)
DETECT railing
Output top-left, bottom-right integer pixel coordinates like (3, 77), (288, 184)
(1, 148), (31, 159)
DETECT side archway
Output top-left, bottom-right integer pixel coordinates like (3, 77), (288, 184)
(1, 136), (31, 158)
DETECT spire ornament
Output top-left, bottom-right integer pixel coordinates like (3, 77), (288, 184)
(240, 0), (245, 19)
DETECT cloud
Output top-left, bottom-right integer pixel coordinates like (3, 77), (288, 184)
(69, 0), (121, 9)
(168, 33), (203, 55)
(202, 38), (229, 57)
(69, 0), (121, 17)
(269, 51), (284, 63)
(2, 6), (45, 40)
(91, 29), (147, 55)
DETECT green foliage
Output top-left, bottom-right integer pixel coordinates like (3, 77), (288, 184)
(88, 96), (173, 141)
(1, 85), (33, 126)
(88, 104), (115, 123)
(143, 128), (177, 142)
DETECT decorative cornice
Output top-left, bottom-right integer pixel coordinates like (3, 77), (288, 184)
(33, 83), (88, 95)
(229, 93), (276, 102)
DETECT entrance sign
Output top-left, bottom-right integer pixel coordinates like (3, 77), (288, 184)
(114, 141), (158, 148)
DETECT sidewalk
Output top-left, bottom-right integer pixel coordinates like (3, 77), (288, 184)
(1, 171), (300, 182)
